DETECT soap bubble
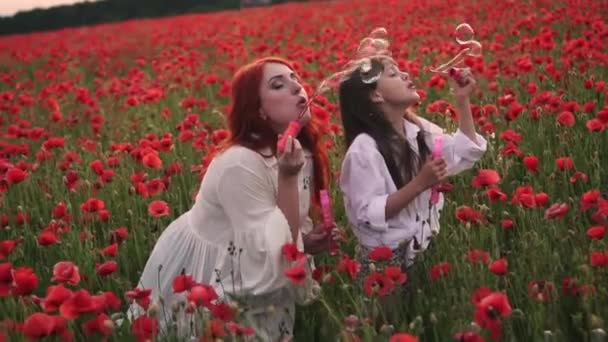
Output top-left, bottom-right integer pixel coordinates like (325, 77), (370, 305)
(455, 23), (475, 45)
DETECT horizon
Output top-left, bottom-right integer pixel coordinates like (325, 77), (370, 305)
(0, 0), (100, 17)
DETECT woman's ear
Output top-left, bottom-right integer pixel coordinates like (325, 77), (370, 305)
(369, 89), (384, 104)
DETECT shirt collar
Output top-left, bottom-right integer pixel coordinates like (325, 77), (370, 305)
(403, 118), (421, 139)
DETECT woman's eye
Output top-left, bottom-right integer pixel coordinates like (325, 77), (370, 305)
(272, 83), (284, 89)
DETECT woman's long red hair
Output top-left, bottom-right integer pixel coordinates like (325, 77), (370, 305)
(218, 56), (330, 207)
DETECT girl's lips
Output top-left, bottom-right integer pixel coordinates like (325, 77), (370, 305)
(296, 96), (308, 108)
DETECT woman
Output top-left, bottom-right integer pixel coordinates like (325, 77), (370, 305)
(337, 34), (487, 286)
(127, 57), (333, 341)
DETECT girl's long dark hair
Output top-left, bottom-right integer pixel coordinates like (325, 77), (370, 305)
(338, 58), (430, 189)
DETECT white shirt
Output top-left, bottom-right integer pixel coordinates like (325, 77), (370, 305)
(339, 117), (487, 265)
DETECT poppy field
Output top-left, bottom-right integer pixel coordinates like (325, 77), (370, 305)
(1, 0), (608, 340)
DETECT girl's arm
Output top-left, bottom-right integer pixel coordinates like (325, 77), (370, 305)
(453, 68), (480, 144)
(455, 96), (479, 145)
(384, 177), (426, 219)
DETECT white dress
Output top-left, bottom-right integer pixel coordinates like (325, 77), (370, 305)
(339, 117), (488, 267)
(126, 145), (318, 341)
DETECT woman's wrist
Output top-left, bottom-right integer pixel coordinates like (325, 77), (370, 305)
(278, 173), (299, 186)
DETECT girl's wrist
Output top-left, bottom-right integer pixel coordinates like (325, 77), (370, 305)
(455, 95), (470, 107)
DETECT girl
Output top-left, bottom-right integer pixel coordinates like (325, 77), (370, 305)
(127, 57), (333, 341)
(338, 42), (488, 282)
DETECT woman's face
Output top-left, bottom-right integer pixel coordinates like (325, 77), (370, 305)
(259, 62), (311, 133)
(372, 60), (420, 107)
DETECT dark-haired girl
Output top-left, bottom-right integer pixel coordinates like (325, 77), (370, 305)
(338, 56), (487, 283)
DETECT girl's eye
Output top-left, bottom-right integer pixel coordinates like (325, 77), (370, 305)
(272, 83), (284, 89)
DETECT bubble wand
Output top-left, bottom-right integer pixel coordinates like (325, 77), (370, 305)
(430, 136), (443, 205)
(413, 136), (444, 251)
(320, 189), (339, 256)
(430, 23), (482, 87)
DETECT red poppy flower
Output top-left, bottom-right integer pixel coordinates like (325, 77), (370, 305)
(471, 169), (501, 188)
(95, 260), (117, 277)
(11, 267), (39, 296)
(363, 271), (394, 297)
(474, 291), (513, 340)
(368, 245), (393, 262)
(544, 202), (569, 220)
(172, 273), (195, 293)
(282, 243), (305, 262)
(489, 258), (508, 276)
(430, 262), (451, 281)
(187, 284), (218, 307)
(522, 155), (538, 173)
(131, 315), (159, 342)
(285, 259), (307, 284)
(125, 288), (152, 310)
(587, 226), (606, 239)
(384, 266), (407, 285)
(148, 200), (170, 217)
(51, 261), (80, 286)
(389, 333), (419, 342)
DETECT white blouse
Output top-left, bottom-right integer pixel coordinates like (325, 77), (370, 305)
(339, 117), (487, 266)
(127, 144), (316, 335)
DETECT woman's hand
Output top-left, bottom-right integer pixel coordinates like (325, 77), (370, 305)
(303, 223), (341, 255)
(277, 135), (305, 243)
(277, 135), (305, 179)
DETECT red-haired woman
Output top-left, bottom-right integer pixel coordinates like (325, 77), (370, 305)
(127, 57), (333, 341)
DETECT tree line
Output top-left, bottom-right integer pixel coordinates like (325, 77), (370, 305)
(0, 0), (305, 36)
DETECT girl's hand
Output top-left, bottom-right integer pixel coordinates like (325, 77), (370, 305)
(415, 157), (448, 190)
(448, 67), (477, 100)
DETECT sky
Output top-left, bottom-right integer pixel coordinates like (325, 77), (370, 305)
(0, 0), (99, 17)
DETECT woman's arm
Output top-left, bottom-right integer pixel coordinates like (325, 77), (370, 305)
(276, 135), (306, 243)
(277, 175), (300, 243)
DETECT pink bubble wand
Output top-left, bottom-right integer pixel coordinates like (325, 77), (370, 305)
(320, 189), (339, 256)
(430, 136), (443, 205)
(276, 81), (332, 153)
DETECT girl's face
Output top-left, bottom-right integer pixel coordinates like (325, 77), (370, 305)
(259, 62), (311, 133)
(372, 60), (420, 108)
